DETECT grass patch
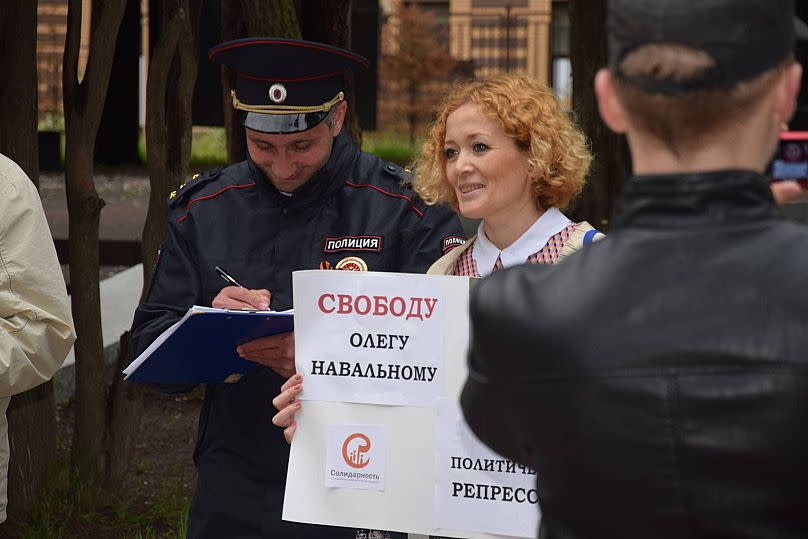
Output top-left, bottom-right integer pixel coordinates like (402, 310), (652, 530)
(134, 127), (420, 168)
(12, 451), (191, 539)
(138, 127), (227, 168)
(190, 127), (227, 167)
(362, 130), (421, 166)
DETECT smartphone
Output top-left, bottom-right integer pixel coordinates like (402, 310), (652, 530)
(769, 131), (808, 187)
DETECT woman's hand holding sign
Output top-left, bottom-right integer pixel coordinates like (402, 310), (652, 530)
(273, 373), (304, 444)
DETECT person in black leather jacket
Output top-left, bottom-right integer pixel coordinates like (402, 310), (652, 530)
(461, 1), (808, 538)
(129, 38), (463, 539)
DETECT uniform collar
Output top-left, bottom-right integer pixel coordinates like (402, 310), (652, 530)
(473, 207), (571, 277)
(249, 129), (358, 209)
(611, 169), (779, 229)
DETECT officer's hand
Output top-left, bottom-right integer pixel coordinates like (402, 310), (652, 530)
(212, 286), (271, 310)
(771, 181), (808, 205)
(237, 331), (296, 379)
(272, 373), (303, 444)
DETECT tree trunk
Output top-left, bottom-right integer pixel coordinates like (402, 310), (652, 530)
(241, 0), (300, 36)
(65, 136), (106, 490)
(0, 0), (58, 521)
(221, 0), (245, 165)
(104, 0), (202, 493)
(142, 0), (201, 292)
(221, 1), (301, 164)
(63, 0), (127, 495)
(7, 383), (57, 519)
(568, 0), (630, 230)
(0, 0), (39, 183)
(104, 331), (140, 490)
(301, 0), (361, 146)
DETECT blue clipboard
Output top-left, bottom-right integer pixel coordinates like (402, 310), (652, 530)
(124, 305), (294, 384)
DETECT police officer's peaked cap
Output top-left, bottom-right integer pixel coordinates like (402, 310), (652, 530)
(209, 37), (369, 134)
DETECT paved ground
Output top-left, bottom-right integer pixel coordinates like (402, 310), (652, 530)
(40, 168), (151, 241)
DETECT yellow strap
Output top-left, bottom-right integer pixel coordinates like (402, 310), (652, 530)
(231, 90), (344, 114)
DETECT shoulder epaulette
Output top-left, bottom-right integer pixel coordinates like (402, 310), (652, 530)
(168, 166), (224, 208)
(382, 161), (414, 186)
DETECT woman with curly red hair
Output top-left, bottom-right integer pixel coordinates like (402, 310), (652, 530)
(273, 74), (601, 441)
(270, 74), (600, 539)
(414, 73), (600, 277)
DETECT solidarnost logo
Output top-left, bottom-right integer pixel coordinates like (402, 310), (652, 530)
(342, 433), (371, 468)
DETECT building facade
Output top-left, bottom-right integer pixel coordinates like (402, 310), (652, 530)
(448, 0), (553, 81)
(378, 0), (570, 133)
(37, 0), (92, 123)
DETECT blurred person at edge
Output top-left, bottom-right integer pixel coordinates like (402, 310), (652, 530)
(0, 153), (75, 524)
(272, 73), (603, 539)
(462, 1), (808, 538)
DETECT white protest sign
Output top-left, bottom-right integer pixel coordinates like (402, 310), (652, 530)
(285, 270), (540, 538)
(294, 270), (445, 406)
(434, 399), (540, 538)
(326, 425), (387, 491)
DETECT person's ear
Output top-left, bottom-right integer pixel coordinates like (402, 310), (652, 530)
(330, 101), (348, 136)
(774, 62), (803, 126)
(595, 69), (629, 134)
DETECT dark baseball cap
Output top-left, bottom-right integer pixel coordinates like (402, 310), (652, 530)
(608, 0), (796, 95)
(209, 38), (368, 134)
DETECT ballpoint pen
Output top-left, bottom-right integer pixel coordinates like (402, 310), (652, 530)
(214, 266), (245, 288)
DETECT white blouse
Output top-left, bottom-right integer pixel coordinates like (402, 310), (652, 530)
(473, 207), (571, 277)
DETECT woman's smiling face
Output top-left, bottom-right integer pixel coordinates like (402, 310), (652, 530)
(443, 102), (533, 222)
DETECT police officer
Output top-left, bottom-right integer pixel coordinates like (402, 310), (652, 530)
(130, 38), (464, 538)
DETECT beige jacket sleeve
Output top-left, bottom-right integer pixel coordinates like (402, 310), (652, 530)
(0, 154), (75, 398)
(427, 236), (476, 275)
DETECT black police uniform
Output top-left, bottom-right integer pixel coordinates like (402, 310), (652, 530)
(129, 128), (464, 537)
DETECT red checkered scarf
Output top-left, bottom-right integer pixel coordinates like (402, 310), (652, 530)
(452, 222), (578, 277)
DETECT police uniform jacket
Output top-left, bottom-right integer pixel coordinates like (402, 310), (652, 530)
(462, 170), (808, 539)
(129, 130), (463, 537)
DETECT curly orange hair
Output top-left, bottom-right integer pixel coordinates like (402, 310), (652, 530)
(413, 73), (591, 212)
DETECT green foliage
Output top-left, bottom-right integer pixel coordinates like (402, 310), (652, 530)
(11, 450), (191, 539)
(362, 130), (421, 166)
(138, 127), (227, 168)
(38, 113), (65, 132)
(137, 131), (147, 164)
(13, 450), (73, 538)
(137, 128), (421, 168)
(190, 127), (227, 167)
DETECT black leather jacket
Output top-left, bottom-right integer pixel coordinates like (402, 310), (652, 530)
(462, 170), (808, 539)
(130, 130), (462, 538)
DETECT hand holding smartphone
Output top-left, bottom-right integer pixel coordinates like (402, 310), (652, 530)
(770, 131), (808, 188)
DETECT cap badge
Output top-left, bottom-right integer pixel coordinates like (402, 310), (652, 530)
(268, 83), (287, 104)
(335, 256), (368, 272)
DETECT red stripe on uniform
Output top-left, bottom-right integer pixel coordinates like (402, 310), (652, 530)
(237, 70), (343, 83)
(344, 180), (424, 217)
(175, 182), (256, 223)
(209, 40), (369, 69)
(184, 183), (256, 210)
